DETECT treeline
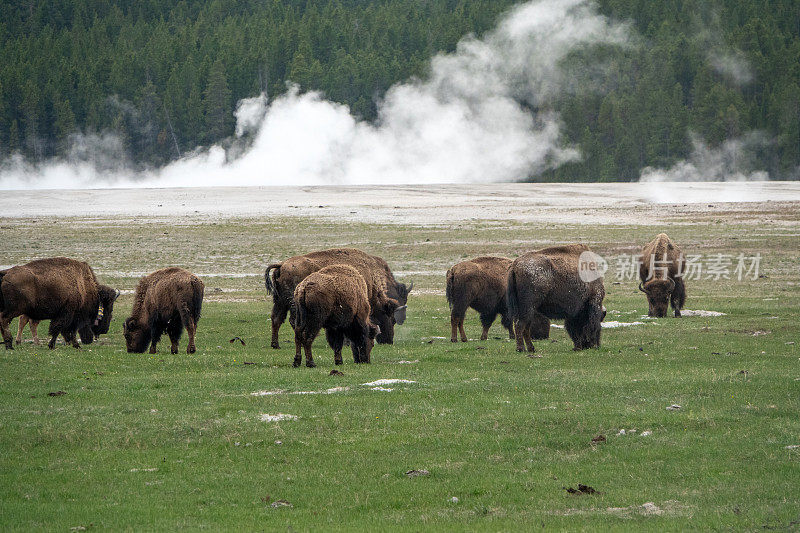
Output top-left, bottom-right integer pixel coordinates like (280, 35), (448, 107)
(0, 0), (798, 179)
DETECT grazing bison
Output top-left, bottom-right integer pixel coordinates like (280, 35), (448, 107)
(123, 268), (204, 354)
(507, 244), (606, 352)
(0, 257), (118, 349)
(290, 264), (399, 368)
(265, 248), (411, 348)
(446, 256), (535, 342)
(639, 233), (686, 317)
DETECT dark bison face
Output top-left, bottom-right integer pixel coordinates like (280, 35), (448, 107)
(95, 286), (120, 336)
(374, 298), (407, 344)
(123, 317), (151, 353)
(395, 281), (413, 305)
(641, 279), (674, 317)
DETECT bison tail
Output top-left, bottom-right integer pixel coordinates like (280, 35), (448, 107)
(445, 269), (454, 308)
(293, 288), (306, 333)
(506, 267), (519, 321)
(191, 278), (204, 321)
(264, 263), (281, 295)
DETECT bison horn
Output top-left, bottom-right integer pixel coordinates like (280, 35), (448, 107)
(114, 289), (121, 300)
(667, 278), (676, 292)
(393, 304), (408, 325)
(638, 282), (646, 293)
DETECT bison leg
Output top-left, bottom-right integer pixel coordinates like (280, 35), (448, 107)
(178, 306), (197, 354)
(458, 317), (468, 342)
(166, 318), (183, 355)
(270, 301), (289, 349)
(293, 330), (304, 368)
(30, 320), (40, 345)
(47, 314), (71, 349)
(522, 326), (534, 352)
(450, 313), (460, 343)
(500, 312), (515, 340)
(671, 277), (686, 318)
(325, 328), (345, 365)
(149, 323), (165, 354)
(0, 314), (14, 350)
(303, 339), (316, 368)
(479, 311), (498, 341)
(15, 315), (28, 345)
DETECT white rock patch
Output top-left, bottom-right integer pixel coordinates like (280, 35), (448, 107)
(260, 413), (298, 422)
(680, 310), (727, 317)
(361, 379), (417, 386)
(252, 387), (349, 396)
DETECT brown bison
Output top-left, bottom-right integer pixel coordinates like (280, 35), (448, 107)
(123, 268), (204, 354)
(507, 244), (606, 352)
(446, 256), (532, 342)
(0, 257), (118, 349)
(265, 248), (411, 348)
(290, 264), (397, 368)
(639, 233), (686, 317)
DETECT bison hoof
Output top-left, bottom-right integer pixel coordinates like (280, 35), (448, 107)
(171, 347), (179, 354)
(305, 361), (317, 368)
(271, 341), (280, 349)
(674, 310), (681, 318)
(292, 360), (301, 368)
(4, 341), (13, 350)
(187, 346), (196, 354)
(450, 338), (457, 343)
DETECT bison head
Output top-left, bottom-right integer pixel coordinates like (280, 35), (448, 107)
(374, 297), (408, 345)
(123, 317), (151, 353)
(640, 279), (674, 317)
(95, 285), (120, 336)
(395, 281), (413, 304)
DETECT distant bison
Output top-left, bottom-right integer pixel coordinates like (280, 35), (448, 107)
(290, 264), (400, 367)
(639, 233), (686, 317)
(446, 256), (532, 342)
(265, 248), (411, 348)
(0, 257), (118, 349)
(123, 268), (204, 354)
(507, 244), (606, 352)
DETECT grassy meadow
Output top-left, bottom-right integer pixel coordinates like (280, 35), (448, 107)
(0, 204), (799, 530)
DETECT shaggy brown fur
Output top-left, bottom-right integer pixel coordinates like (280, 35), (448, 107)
(446, 256), (535, 342)
(265, 248), (411, 348)
(0, 257), (118, 350)
(289, 264), (383, 368)
(507, 244), (606, 352)
(123, 267), (204, 354)
(639, 233), (686, 318)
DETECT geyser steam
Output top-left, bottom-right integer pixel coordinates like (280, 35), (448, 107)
(0, 0), (631, 190)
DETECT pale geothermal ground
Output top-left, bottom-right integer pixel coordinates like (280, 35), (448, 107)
(2, 181), (800, 225)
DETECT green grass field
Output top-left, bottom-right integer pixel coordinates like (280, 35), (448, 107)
(1, 203), (799, 530)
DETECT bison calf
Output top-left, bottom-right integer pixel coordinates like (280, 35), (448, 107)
(507, 244), (606, 352)
(639, 233), (686, 317)
(290, 265), (401, 368)
(0, 257), (118, 350)
(123, 268), (204, 354)
(446, 256), (531, 342)
(265, 248), (411, 348)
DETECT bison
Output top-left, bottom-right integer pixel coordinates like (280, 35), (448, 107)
(290, 264), (400, 367)
(446, 256), (534, 342)
(639, 233), (686, 317)
(265, 248), (411, 348)
(123, 267), (204, 354)
(0, 257), (118, 349)
(507, 244), (606, 352)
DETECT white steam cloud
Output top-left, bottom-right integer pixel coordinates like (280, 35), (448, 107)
(0, 0), (630, 190)
(640, 132), (769, 183)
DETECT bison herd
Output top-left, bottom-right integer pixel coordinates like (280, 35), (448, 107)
(0, 234), (688, 365)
